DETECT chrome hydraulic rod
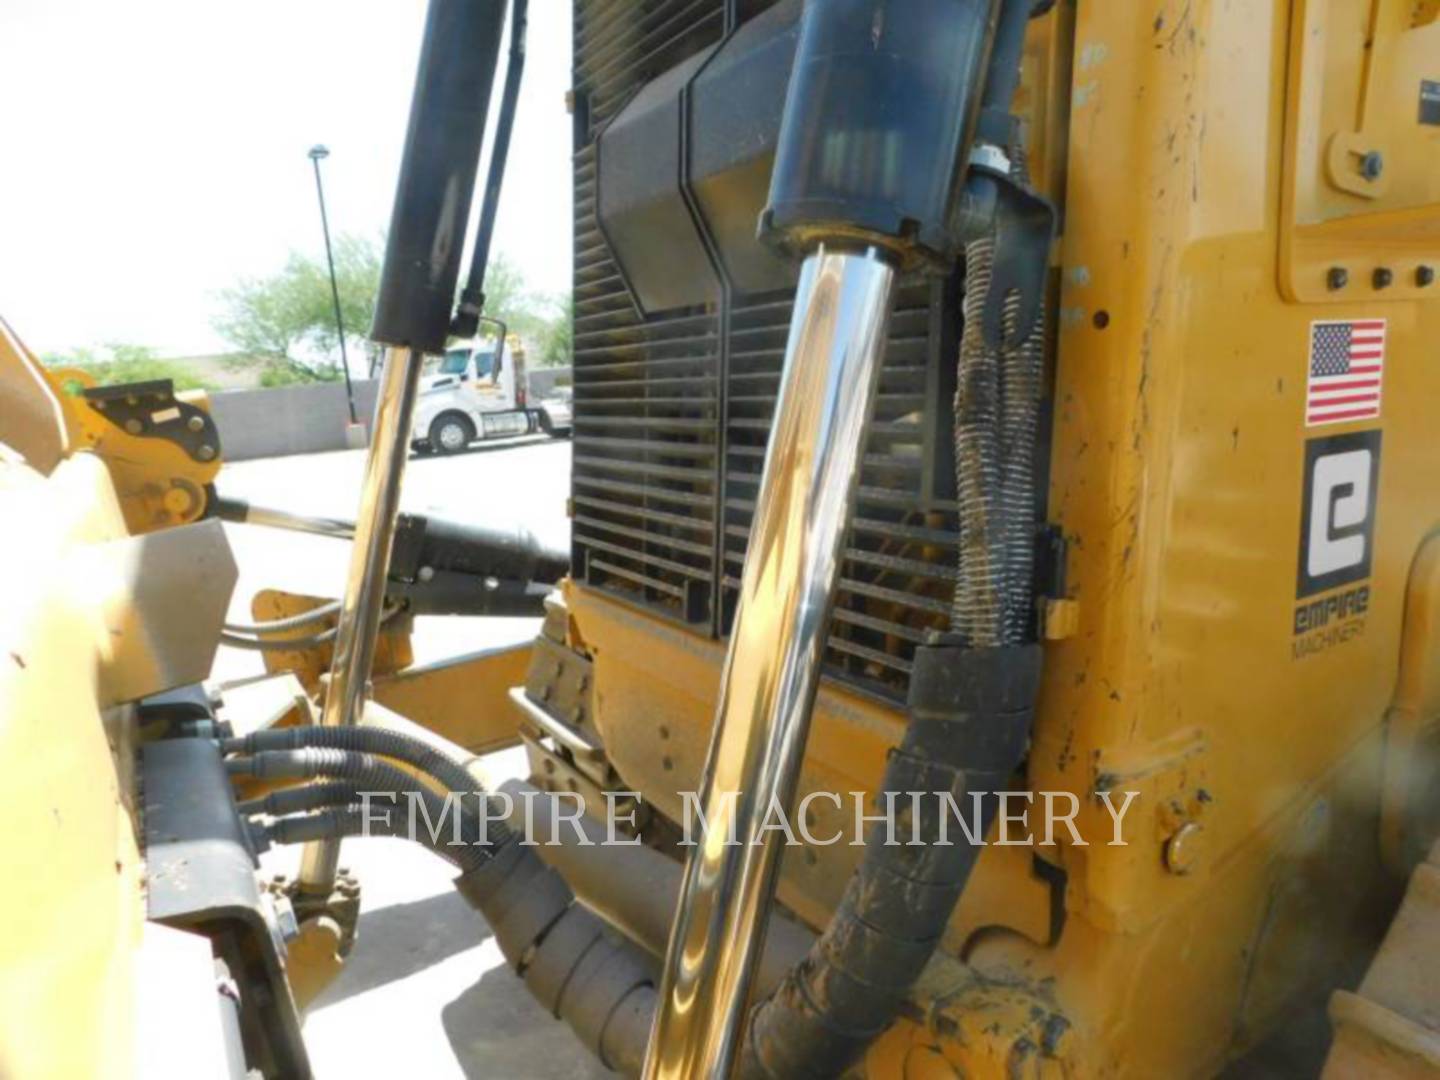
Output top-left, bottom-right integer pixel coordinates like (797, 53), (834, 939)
(643, 246), (896, 1079)
(212, 496), (357, 540)
(296, 344), (424, 894)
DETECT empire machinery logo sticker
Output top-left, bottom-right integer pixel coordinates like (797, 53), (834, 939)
(1292, 429), (1381, 660)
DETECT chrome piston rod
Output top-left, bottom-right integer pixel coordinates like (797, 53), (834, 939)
(643, 246), (896, 1078)
(297, 345), (424, 894)
(212, 497), (357, 541)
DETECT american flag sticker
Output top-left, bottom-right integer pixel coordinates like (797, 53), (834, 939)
(1305, 319), (1386, 427)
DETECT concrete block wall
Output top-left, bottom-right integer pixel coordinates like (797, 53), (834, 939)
(210, 366), (574, 461)
(527, 366), (572, 400)
(209, 380), (380, 461)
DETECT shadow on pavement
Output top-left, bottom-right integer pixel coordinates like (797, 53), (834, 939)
(442, 964), (613, 1080)
(409, 434), (558, 461)
(312, 889), (494, 1010)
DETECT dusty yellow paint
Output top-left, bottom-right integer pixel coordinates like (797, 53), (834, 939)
(0, 455), (146, 1078)
(1, 0), (1437, 1074)
(1281, 0), (1440, 300)
(570, 2), (1440, 1074)
(373, 641), (530, 754)
(250, 588), (414, 693)
(0, 323), (220, 533)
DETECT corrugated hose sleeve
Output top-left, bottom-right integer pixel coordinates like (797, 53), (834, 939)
(740, 643), (1042, 1079)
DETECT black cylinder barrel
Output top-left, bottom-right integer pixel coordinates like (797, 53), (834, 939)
(759, 0), (999, 268)
(371, 0), (507, 354)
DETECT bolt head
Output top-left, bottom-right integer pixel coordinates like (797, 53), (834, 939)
(1418, 265), (1435, 288)
(124, 418), (143, 435)
(1327, 267), (1349, 291)
(1359, 151), (1384, 180)
(187, 415), (205, 432)
(1164, 821), (1204, 875)
(1373, 267), (1394, 290)
(196, 445), (216, 462)
(163, 486), (196, 517)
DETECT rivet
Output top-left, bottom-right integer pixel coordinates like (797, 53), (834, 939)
(1327, 267), (1348, 291)
(1373, 267), (1394, 290)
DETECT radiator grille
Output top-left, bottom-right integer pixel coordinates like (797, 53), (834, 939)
(571, 0), (960, 699)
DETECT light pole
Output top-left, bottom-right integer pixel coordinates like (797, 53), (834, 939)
(308, 144), (361, 429)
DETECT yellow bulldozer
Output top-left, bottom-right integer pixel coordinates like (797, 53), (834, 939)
(3, 0), (1439, 1076)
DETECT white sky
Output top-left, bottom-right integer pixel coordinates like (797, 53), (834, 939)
(0, 0), (574, 358)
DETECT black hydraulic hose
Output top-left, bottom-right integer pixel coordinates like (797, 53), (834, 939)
(266, 806), (487, 873)
(981, 0), (1034, 124)
(227, 747), (414, 786)
(245, 780), (452, 827)
(228, 747), (441, 810)
(237, 779), (358, 818)
(227, 748), (479, 847)
(452, 0), (529, 340)
(221, 725), (513, 849)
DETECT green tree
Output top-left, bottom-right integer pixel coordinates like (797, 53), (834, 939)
(475, 254), (550, 341)
(539, 293), (573, 368)
(213, 232), (382, 383)
(215, 240), (557, 378)
(42, 343), (215, 392)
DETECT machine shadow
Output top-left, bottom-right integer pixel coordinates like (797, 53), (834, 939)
(310, 889), (494, 1010)
(442, 964), (612, 1080)
(408, 433), (554, 461)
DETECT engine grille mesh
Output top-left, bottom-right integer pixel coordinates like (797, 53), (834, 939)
(571, 0), (960, 699)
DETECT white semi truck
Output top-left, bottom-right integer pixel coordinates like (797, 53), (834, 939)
(410, 337), (572, 454)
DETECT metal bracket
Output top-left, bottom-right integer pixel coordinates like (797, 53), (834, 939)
(83, 379), (221, 463)
(972, 167), (1057, 351)
(142, 736), (311, 1078)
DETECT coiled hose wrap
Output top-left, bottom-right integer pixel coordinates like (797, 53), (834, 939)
(952, 200), (1047, 646)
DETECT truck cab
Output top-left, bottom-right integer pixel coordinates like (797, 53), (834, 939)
(411, 338), (572, 454)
